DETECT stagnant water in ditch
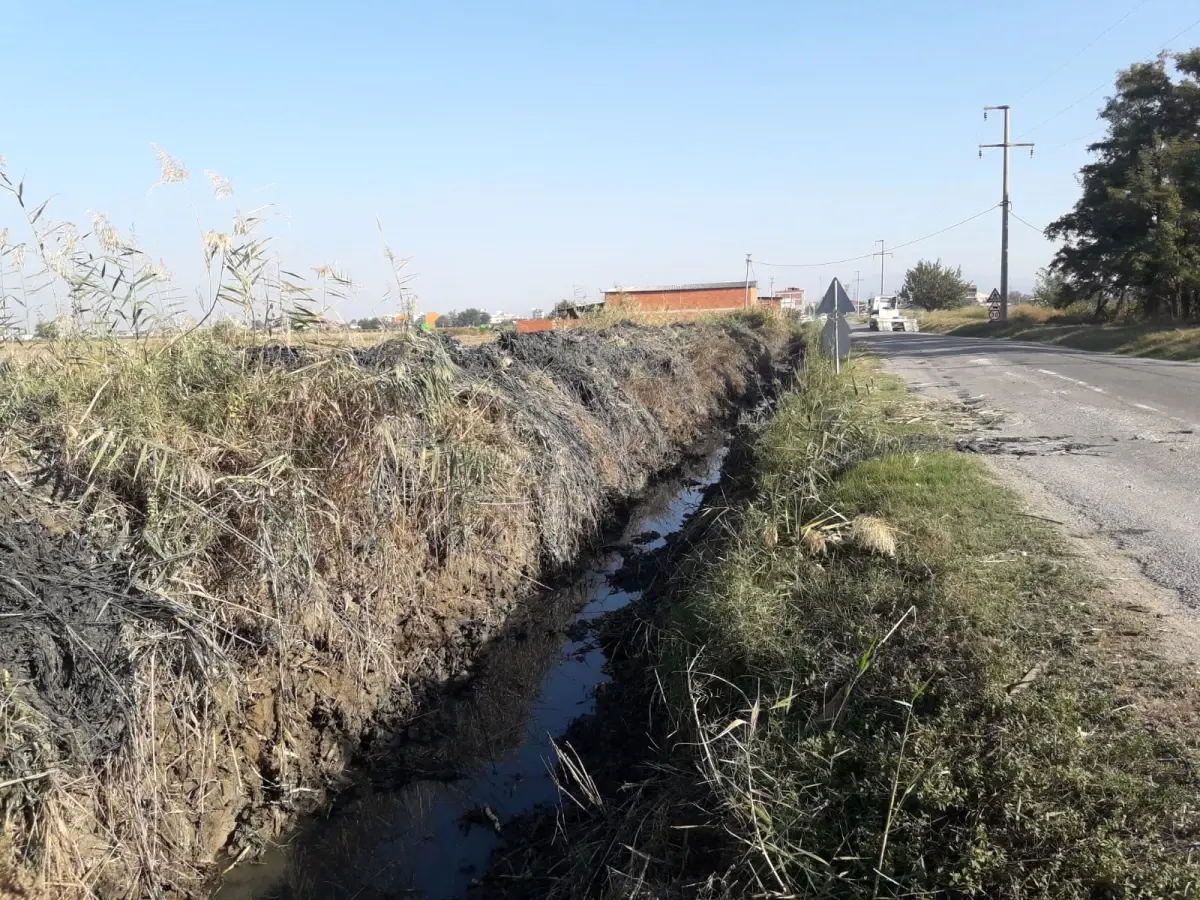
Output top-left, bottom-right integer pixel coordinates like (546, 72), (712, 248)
(215, 440), (729, 900)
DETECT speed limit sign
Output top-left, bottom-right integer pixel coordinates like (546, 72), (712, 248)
(987, 288), (1002, 322)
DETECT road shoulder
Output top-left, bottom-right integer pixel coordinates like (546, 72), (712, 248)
(986, 459), (1200, 672)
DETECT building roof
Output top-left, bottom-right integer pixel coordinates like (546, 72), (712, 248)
(603, 280), (757, 294)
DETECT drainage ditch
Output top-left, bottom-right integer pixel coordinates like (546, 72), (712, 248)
(214, 439), (730, 900)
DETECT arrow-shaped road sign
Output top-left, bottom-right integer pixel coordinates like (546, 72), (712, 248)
(817, 278), (855, 316)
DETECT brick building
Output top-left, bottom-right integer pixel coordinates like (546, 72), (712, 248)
(603, 281), (758, 313)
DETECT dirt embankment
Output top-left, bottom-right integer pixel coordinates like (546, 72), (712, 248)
(0, 318), (795, 899)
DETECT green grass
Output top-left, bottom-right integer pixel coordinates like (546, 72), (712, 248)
(529, 354), (1200, 899)
(920, 304), (1200, 360)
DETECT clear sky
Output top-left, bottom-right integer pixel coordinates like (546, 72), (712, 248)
(2, 0), (1199, 319)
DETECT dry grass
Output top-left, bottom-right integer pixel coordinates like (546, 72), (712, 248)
(919, 304), (1200, 360)
(0, 148), (802, 898)
(0, 318), (791, 899)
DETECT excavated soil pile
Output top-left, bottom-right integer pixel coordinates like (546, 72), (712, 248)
(0, 318), (791, 898)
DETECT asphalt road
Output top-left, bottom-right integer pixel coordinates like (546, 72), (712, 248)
(855, 329), (1200, 606)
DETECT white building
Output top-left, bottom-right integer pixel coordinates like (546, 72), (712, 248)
(962, 283), (991, 306)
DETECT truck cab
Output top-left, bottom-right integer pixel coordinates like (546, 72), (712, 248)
(867, 296), (920, 332)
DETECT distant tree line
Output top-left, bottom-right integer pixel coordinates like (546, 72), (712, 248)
(1047, 49), (1200, 321)
(894, 260), (1065, 312)
(437, 308), (491, 327)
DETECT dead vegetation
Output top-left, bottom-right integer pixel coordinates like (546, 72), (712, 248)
(0, 315), (793, 898)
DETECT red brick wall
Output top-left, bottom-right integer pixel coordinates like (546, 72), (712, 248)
(604, 285), (757, 312)
(516, 318), (555, 333)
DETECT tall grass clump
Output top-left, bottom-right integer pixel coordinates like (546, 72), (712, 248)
(0, 151), (798, 898)
(501, 354), (1200, 899)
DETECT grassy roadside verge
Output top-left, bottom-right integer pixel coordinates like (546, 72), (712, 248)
(920, 304), (1200, 360)
(489, 353), (1200, 898)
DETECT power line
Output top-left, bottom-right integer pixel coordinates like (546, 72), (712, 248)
(1019, 84), (1108, 138)
(756, 249), (876, 269)
(1011, 210), (1047, 235)
(1013, 0), (1154, 103)
(1018, 13), (1200, 139)
(757, 205), (999, 268)
(1047, 127), (1106, 152)
(1161, 13), (1200, 49)
(889, 205), (1002, 251)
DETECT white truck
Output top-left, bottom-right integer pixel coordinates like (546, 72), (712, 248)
(867, 295), (920, 332)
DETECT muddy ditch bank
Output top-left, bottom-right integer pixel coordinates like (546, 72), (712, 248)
(0, 319), (799, 898)
(465, 414), (768, 900)
(212, 435), (731, 899)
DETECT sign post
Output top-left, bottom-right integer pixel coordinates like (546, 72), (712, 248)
(818, 278), (854, 373)
(987, 288), (1002, 323)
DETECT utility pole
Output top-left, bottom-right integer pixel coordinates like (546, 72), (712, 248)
(852, 270), (864, 312)
(980, 105), (1034, 322)
(769, 276), (775, 299)
(872, 240), (893, 299)
(744, 253), (752, 309)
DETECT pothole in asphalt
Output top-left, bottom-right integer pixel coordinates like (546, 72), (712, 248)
(956, 435), (1108, 457)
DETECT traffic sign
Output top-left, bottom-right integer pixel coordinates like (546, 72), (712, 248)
(987, 288), (1002, 322)
(821, 315), (851, 361)
(817, 278), (855, 316)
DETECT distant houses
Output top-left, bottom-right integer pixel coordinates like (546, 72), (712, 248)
(962, 283), (991, 306)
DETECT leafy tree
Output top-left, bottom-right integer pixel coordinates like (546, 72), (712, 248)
(457, 308), (490, 327)
(896, 259), (968, 310)
(1007, 290), (1031, 306)
(358, 316), (384, 331)
(1047, 49), (1200, 321)
(438, 308), (491, 327)
(34, 320), (59, 340)
(1030, 267), (1068, 307)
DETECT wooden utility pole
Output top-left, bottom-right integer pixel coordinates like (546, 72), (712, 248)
(980, 105), (1034, 322)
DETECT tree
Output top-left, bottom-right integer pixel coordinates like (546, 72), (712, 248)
(457, 308), (491, 327)
(896, 259), (968, 310)
(34, 320), (59, 340)
(1030, 267), (1068, 307)
(437, 308), (491, 328)
(358, 317), (384, 331)
(1047, 49), (1200, 321)
(1007, 290), (1031, 306)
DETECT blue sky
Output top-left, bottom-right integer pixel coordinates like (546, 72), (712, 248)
(2, 0), (1199, 319)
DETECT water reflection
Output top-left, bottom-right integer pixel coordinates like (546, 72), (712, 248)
(216, 445), (727, 900)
